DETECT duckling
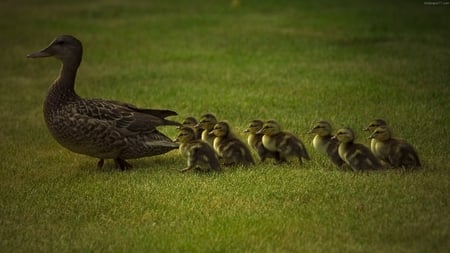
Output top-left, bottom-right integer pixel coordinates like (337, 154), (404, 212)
(368, 126), (421, 168)
(27, 35), (180, 170)
(363, 119), (388, 152)
(256, 120), (310, 164)
(308, 121), (344, 167)
(174, 126), (221, 172)
(210, 121), (255, 166)
(243, 120), (282, 162)
(181, 116), (203, 140)
(196, 113), (218, 146)
(333, 128), (382, 171)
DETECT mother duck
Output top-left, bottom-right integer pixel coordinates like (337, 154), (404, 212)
(27, 35), (180, 170)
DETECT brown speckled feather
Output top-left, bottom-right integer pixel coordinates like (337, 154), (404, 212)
(29, 35), (179, 169)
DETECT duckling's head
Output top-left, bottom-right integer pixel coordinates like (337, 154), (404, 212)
(363, 119), (387, 132)
(244, 120), (264, 134)
(174, 126), (196, 143)
(368, 126), (392, 141)
(182, 117), (198, 127)
(308, 121), (332, 136)
(197, 113), (217, 131)
(333, 128), (355, 143)
(257, 120), (281, 136)
(27, 35), (83, 64)
(210, 121), (231, 137)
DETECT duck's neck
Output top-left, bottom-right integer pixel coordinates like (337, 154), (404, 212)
(47, 59), (80, 104)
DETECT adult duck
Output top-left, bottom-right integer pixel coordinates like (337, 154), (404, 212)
(27, 35), (180, 170)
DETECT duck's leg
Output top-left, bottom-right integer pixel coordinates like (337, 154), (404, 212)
(114, 158), (133, 170)
(97, 159), (105, 169)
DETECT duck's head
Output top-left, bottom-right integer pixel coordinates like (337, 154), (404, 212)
(27, 35), (83, 63)
(243, 120), (264, 134)
(174, 126), (196, 143)
(368, 126), (392, 141)
(333, 128), (355, 143)
(363, 119), (387, 132)
(308, 120), (332, 136)
(196, 113), (217, 131)
(256, 120), (281, 136)
(210, 121), (231, 137)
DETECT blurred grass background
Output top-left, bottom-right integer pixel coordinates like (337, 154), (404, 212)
(0, 0), (449, 252)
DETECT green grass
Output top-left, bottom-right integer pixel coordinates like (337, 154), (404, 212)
(1, 0), (449, 252)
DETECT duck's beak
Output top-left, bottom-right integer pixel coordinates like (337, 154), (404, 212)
(243, 128), (249, 133)
(331, 135), (337, 140)
(367, 134), (374, 139)
(27, 48), (52, 58)
(208, 130), (215, 136)
(255, 129), (263, 135)
(173, 137), (179, 142)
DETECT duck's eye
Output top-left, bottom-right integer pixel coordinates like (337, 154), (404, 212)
(55, 40), (65, 45)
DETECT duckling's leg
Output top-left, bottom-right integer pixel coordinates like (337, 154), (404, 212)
(180, 167), (193, 173)
(114, 158), (133, 170)
(274, 153), (287, 164)
(97, 159), (105, 169)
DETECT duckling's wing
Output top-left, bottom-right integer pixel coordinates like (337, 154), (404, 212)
(287, 134), (310, 160)
(326, 140), (344, 166)
(189, 141), (220, 171)
(349, 144), (381, 170)
(391, 142), (421, 167)
(79, 99), (179, 135)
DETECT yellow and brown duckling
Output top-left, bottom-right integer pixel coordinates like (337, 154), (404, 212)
(174, 126), (221, 172)
(368, 126), (421, 168)
(333, 128), (382, 171)
(181, 116), (203, 140)
(27, 35), (180, 170)
(257, 120), (310, 164)
(363, 119), (388, 152)
(244, 120), (282, 162)
(196, 113), (218, 146)
(210, 121), (255, 167)
(308, 121), (344, 167)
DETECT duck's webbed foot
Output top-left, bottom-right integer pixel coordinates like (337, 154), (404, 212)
(114, 158), (133, 171)
(97, 159), (105, 169)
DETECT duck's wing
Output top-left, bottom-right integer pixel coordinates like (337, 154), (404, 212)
(111, 101), (178, 118)
(76, 98), (180, 135)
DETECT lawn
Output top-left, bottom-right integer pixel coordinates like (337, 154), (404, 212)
(0, 0), (449, 252)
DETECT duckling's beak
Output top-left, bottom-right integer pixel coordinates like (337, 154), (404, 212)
(307, 129), (314, 134)
(362, 127), (369, 131)
(256, 129), (263, 135)
(243, 128), (250, 133)
(27, 47), (53, 58)
(331, 135), (337, 140)
(173, 137), (180, 142)
(194, 123), (201, 128)
(208, 130), (215, 136)
(367, 134), (374, 139)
